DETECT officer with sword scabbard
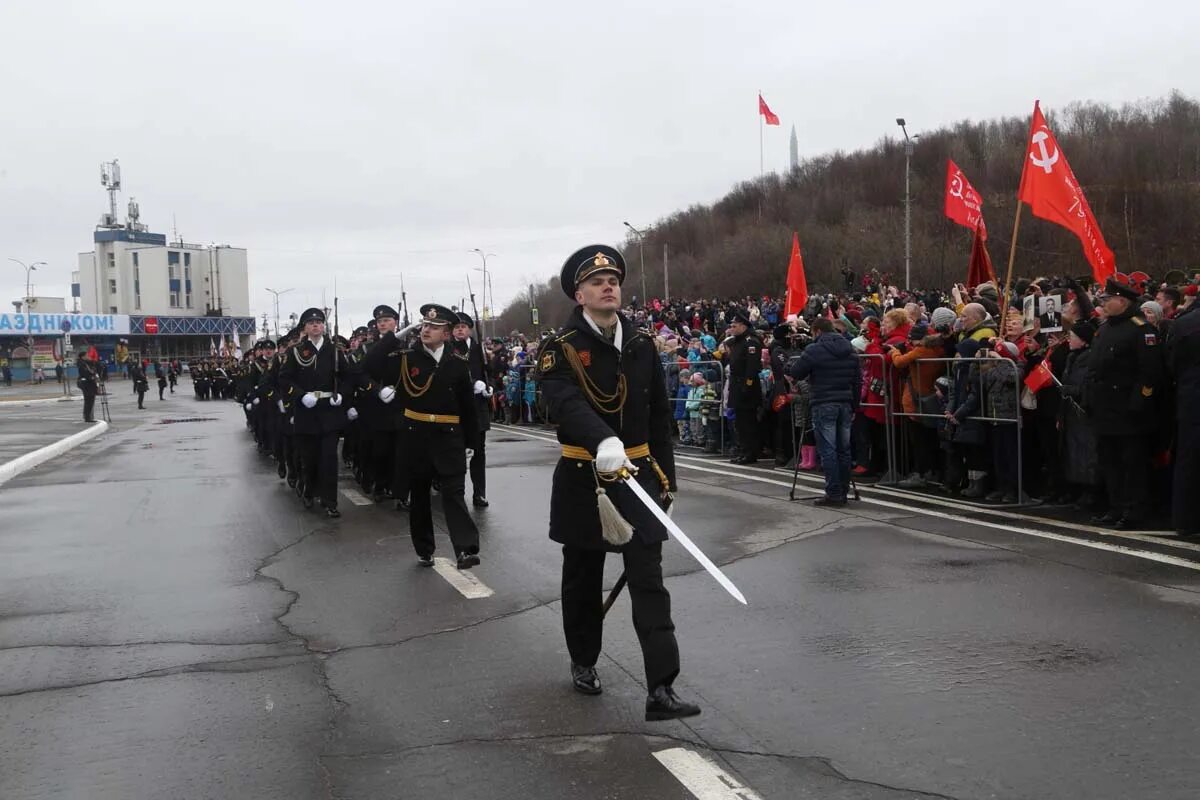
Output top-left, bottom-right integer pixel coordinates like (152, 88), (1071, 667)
(536, 244), (719, 722)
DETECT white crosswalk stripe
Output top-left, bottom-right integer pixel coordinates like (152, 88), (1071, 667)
(653, 748), (763, 800)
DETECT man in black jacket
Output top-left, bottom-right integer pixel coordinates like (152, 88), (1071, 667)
(788, 318), (861, 506)
(726, 309), (764, 464)
(279, 308), (349, 518)
(1085, 275), (1165, 529)
(1166, 297), (1199, 538)
(537, 244), (699, 722)
(452, 312), (493, 507)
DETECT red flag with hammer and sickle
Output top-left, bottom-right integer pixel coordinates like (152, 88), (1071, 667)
(944, 159), (987, 240)
(1017, 101), (1115, 284)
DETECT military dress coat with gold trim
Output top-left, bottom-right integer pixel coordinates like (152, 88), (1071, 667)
(536, 306), (677, 550)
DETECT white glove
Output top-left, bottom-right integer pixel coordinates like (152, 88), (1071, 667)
(244, 402), (253, 411)
(252, 397), (260, 406)
(347, 407), (359, 421)
(595, 436), (631, 473)
(277, 399), (285, 413)
(473, 380), (487, 395)
(483, 385), (494, 398)
(465, 448), (474, 461)
(379, 386), (396, 404)
(397, 320), (422, 337)
(330, 393), (343, 407)
(301, 392), (317, 409)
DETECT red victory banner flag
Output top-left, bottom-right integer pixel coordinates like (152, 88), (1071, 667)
(1017, 101), (1115, 284)
(944, 159), (987, 240)
(783, 232), (808, 317)
(965, 221), (995, 289)
(758, 93), (780, 126)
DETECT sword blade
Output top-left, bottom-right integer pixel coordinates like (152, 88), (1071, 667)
(622, 477), (747, 605)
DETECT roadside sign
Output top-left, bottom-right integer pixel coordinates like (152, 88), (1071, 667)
(60, 319), (72, 333)
(531, 308), (540, 326)
(144, 316), (159, 334)
(64, 332), (72, 348)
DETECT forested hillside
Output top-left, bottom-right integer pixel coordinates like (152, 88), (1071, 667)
(495, 92), (1200, 334)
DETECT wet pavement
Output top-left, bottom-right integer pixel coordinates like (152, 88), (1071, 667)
(2, 390), (1199, 799)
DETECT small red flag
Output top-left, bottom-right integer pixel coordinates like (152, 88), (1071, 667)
(783, 232), (808, 317)
(1018, 101), (1115, 284)
(944, 159), (987, 240)
(965, 221), (995, 290)
(758, 94), (780, 126)
(1024, 358), (1056, 394)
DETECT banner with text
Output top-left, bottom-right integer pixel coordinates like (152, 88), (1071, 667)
(0, 313), (131, 336)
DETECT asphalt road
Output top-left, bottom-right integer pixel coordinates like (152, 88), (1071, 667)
(2, 389), (1199, 799)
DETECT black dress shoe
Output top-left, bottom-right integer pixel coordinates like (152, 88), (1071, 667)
(277, 463), (287, 479)
(372, 491), (386, 503)
(1091, 511), (1120, 526)
(287, 476), (298, 489)
(456, 552), (481, 570)
(729, 456), (746, 465)
(813, 496), (847, 507)
(645, 686), (701, 721)
(472, 495), (489, 508)
(571, 663), (602, 695)
(326, 507), (341, 518)
(416, 555), (434, 567)
(302, 496), (314, 510)
(1113, 516), (1140, 531)
(395, 499), (411, 512)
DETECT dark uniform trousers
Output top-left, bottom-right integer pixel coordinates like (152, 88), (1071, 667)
(81, 383), (97, 421)
(298, 429), (340, 508)
(561, 536), (680, 690)
(468, 431), (486, 499)
(370, 430), (396, 494)
(406, 423), (479, 557)
(1098, 434), (1151, 520)
(734, 411), (759, 459)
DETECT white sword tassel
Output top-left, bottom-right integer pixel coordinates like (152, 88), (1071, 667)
(622, 476), (748, 605)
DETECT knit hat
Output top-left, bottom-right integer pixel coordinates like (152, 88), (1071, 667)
(690, 372), (706, 386)
(994, 341), (1020, 360)
(1070, 319), (1096, 345)
(930, 307), (957, 331)
(908, 323), (929, 341)
(1140, 300), (1163, 318)
(976, 283), (999, 301)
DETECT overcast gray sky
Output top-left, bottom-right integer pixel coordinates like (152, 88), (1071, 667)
(2, 0), (1197, 328)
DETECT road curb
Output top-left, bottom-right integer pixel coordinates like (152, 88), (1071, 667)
(0, 395), (81, 406)
(0, 420), (109, 488)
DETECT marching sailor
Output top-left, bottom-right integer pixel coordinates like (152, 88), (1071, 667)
(452, 311), (493, 507)
(535, 245), (700, 721)
(367, 303), (481, 568)
(279, 308), (349, 518)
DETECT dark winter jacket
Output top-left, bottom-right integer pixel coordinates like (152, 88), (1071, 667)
(787, 332), (861, 408)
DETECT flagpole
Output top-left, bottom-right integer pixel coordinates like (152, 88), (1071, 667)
(759, 89), (764, 177)
(1001, 202), (1023, 314)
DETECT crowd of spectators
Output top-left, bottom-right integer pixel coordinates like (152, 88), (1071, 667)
(485, 267), (1200, 538)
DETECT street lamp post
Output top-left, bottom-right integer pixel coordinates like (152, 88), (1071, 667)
(471, 249), (494, 340)
(622, 222), (648, 306)
(896, 119), (915, 292)
(264, 287), (294, 338)
(9, 258), (45, 384)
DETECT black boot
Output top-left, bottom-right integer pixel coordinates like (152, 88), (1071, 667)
(571, 663), (602, 695)
(962, 478), (988, 499)
(645, 686), (701, 721)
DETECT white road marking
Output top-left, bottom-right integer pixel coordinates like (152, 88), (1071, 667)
(432, 557), (494, 599)
(340, 486), (374, 506)
(493, 425), (1200, 572)
(653, 747), (763, 800)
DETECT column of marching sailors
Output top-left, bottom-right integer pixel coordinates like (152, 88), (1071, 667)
(225, 244), (704, 722)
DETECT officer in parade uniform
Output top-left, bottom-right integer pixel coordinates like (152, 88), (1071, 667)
(279, 308), (349, 518)
(726, 308), (765, 464)
(452, 311), (493, 507)
(342, 325), (370, 471)
(1086, 274), (1165, 529)
(536, 244), (700, 722)
(359, 305), (405, 501)
(368, 303), (481, 568)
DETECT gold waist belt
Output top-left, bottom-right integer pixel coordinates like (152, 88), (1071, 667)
(403, 408), (460, 424)
(561, 443), (651, 461)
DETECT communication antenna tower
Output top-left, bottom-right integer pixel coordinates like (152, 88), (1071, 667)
(99, 159), (122, 228)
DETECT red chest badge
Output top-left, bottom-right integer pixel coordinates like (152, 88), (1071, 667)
(410, 367), (420, 377)
(577, 350), (592, 367)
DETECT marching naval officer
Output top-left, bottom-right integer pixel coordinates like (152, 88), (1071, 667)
(452, 311), (493, 507)
(279, 307), (349, 518)
(535, 245), (700, 721)
(369, 303), (482, 569)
